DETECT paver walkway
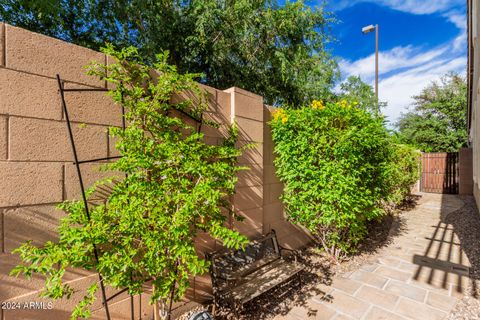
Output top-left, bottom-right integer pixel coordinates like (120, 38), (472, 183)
(277, 193), (475, 320)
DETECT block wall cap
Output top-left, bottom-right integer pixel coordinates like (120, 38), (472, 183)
(223, 87), (263, 100)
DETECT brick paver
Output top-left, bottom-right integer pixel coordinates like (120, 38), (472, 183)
(279, 193), (475, 319)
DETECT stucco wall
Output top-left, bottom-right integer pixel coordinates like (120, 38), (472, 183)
(459, 148), (473, 195)
(0, 23), (310, 319)
(469, 0), (480, 208)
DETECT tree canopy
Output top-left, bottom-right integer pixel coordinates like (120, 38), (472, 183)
(396, 73), (468, 152)
(338, 75), (386, 114)
(0, 0), (339, 105)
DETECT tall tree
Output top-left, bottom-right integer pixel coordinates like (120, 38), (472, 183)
(396, 73), (467, 152)
(338, 75), (386, 113)
(0, 0), (339, 105)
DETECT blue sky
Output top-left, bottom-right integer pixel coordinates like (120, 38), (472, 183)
(311, 0), (467, 125)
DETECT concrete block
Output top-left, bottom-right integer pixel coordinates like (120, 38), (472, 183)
(0, 162), (63, 207)
(0, 22), (4, 67)
(194, 232), (216, 257)
(63, 83), (122, 126)
(236, 164), (262, 187)
(264, 165), (281, 184)
(202, 136), (220, 146)
(0, 68), (62, 120)
(264, 183), (284, 204)
(108, 133), (122, 157)
(9, 117), (108, 161)
(5, 24), (105, 87)
(232, 88), (263, 121)
(286, 228), (313, 249)
(263, 202), (285, 224)
(202, 111), (231, 138)
(263, 105), (274, 122)
(64, 163), (123, 200)
(263, 123), (276, 161)
(170, 89), (202, 109)
(0, 210), (3, 253)
(0, 115), (7, 159)
(3, 205), (64, 253)
(0, 253), (93, 302)
(266, 219), (301, 240)
(237, 140), (263, 165)
(193, 274), (213, 302)
(233, 207), (263, 238)
(233, 185), (263, 211)
(236, 116), (263, 142)
(1, 272), (128, 320)
(91, 294), (151, 320)
(105, 54), (118, 90)
(198, 83), (218, 113)
(216, 90), (231, 120)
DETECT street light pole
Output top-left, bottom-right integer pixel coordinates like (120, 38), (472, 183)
(362, 24), (379, 111)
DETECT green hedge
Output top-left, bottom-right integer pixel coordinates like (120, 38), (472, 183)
(269, 100), (419, 259)
(388, 143), (421, 204)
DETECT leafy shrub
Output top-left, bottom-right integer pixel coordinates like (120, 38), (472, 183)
(10, 46), (248, 319)
(269, 100), (418, 259)
(387, 144), (421, 204)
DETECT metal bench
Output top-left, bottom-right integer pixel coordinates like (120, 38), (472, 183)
(206, 229), (304, 315)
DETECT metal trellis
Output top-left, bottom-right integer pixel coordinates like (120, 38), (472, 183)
(56, 74), (133, 320)
(57, 74), (204, 320)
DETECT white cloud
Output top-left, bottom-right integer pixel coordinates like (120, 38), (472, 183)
(332, 0), (464, 15)
(379, 56), (467, 125)
(339, 45), (448, 81)
(339, 41), (466, 127)
(333, 0), (467, 127)
(444, 11), (467, 51)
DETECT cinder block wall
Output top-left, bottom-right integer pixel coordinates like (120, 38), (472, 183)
(262, 106), (313, 248)
(0, 24), (310, 319)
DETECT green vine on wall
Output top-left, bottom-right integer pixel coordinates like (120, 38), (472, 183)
(10, 45), (249, 319)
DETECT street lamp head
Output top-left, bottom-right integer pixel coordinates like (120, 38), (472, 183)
(362, 25), (375, 34)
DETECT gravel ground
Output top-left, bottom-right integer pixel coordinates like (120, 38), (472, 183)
(445, 196), (480, 320)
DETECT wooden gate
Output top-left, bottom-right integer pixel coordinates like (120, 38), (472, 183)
(420, 152), (459, 194)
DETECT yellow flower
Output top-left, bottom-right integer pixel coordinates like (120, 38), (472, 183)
(311, 100), (325, 110)
(281, 116), (288, 124)
(337, 99), (354, 109)
(272, 108), (285, 120)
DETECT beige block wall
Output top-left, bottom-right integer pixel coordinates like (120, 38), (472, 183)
(0, 23), (133, 320)
(262, 106), (313, 249)
(0, 23), (310, 319)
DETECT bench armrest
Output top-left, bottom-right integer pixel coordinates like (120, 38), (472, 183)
(279, 246), (298, 264)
